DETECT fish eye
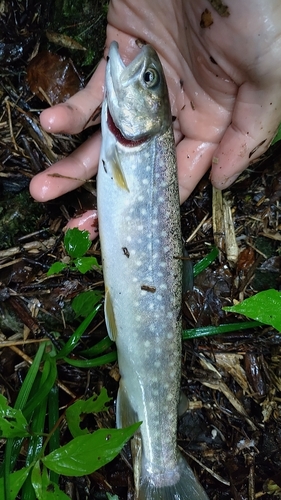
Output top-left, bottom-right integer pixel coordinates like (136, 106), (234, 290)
(143, 67), (160, 88)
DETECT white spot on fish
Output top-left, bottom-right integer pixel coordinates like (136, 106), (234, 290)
(144, 340), (150, 348)
(152, 219), (158, 225)
(138, 195), (144, 202)
(136, 315), (141, 322)
(148, 303), (154, 310)
(160, 283), (167, 290)
(167, 332), (173, 339)
(141, 208), (147, 215)
(167, 393), (173, 401)
(167, 312), (173, 319)
(142, 179), (149, 185)
(157, 272), (163, 278)
(130, 249), (136, 256)
(149, 325), (156, 332)
(156, 295), (162, 301)
(159, 261), (167, 268)
(137, 225), (144, 231)
(126, 236), (132, 242)
(154, 361), (161, 368)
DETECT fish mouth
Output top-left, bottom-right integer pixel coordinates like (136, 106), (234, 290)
(107, 109), (147, 148)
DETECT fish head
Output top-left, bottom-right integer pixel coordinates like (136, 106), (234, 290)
(105, 41), (172, 145)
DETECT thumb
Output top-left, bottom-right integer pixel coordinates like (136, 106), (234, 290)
(210, 82), (281, 189)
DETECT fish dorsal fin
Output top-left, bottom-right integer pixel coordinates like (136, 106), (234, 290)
(104, 288), (118, 341)
(112, 150), (130, 191)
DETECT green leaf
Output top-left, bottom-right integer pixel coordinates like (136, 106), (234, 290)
(66, 388), (111, 438)
(193, 246), (219, 277)
(63, 351), (117, 368)
(182, 320), (263, 339)
(0, 395), (29, 438)
(272, 122), (281, 145)
(23, 356), (57, 418)
(223, 289), (281, 332)
(56, 305), (101, 359)
(43, 423), (141, 476)
(72, 290), (103, 318)
(74, 256), (101, 274)
(48, 386), (60, 485)
(47, 262), (68, 276)
(31, 462), (70, 500)
(106, 494), (120, 500)
(64, 228), (91, 258)
(0, 466), (32, 500)
(80, 336), (113, 357)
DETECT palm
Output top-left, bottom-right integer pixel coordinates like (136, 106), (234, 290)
(30, 0), (281, 213)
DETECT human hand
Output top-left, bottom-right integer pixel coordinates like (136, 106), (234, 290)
(29, 0), (281, 237)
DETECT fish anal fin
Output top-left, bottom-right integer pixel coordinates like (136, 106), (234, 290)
(178, 391), (189, 416)
(116, 379), (138, 428)
(104, 288), (118, 341)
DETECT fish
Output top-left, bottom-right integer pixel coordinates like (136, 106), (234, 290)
(97, 41), (209, 500)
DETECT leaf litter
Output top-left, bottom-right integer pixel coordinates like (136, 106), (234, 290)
(0, 0), (281, 498)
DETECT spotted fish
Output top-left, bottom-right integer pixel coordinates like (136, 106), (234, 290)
(97, 41), (208, 500)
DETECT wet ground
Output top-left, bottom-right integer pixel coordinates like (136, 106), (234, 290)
(0, 1), (280, 499)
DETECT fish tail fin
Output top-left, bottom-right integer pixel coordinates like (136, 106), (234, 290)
(138, 454), (209, 500)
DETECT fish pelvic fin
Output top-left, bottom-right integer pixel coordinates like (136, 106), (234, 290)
(137, 453), (209, 500)
(104, 288), (118, 341)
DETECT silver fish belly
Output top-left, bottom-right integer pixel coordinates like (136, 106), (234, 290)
(97, 41), (208, 500)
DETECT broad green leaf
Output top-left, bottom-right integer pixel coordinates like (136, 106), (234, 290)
(43, 423), (141, 476)
(0, 395), (29, 438)
(31, 462), (70, 500)
(74, 256), (101, 274)
(0, 466), (32, 500)
(224, 289), (281, 332)
(66, 388), (111, 438)
(47, 262), (68, 276)
(72, 290), (103, 318)
(64, 228), (91, 258)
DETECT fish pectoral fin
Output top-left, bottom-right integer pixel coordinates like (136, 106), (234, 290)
(116, 380), (139, 428)
(112, 150), (130, 191)
(104, 288), (118, 341)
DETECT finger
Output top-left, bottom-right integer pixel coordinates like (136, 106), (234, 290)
(65, 210), (99, 240)
(176, 137), (217, 203)
(29, 132), (101, 201)
(210, 83), (281, 189)
(40, 59), (106, 134)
